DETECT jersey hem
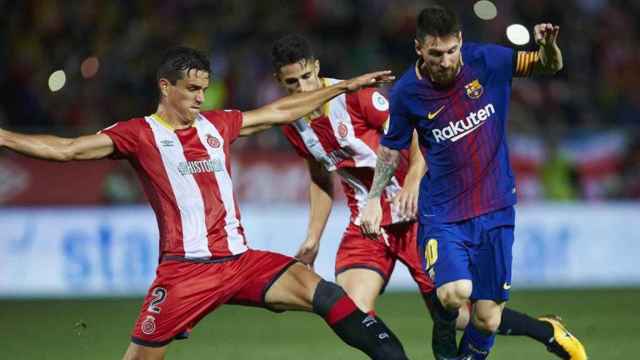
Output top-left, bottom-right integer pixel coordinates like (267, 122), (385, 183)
(420, 202), (516, 224)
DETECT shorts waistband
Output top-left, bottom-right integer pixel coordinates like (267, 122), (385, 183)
(161, 254), (243, 264)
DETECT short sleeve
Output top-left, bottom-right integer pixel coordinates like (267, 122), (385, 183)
(357, 88), (390, 130)
(100, 119), (141, 159)
(483, 44), (515, 82)
(380, 85), (415, 150)
(201, 110), (243, 143)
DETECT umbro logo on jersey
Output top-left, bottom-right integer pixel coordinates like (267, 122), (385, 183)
(503, 282), (512, 290)
(160, 140), (175, 147)
(432, 103), (495, 143)
(427, 105), (446, 120)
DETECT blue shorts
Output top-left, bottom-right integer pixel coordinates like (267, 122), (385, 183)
(418, 206), (515, 302)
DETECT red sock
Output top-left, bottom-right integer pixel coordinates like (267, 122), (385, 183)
(325, 295), (358, 326)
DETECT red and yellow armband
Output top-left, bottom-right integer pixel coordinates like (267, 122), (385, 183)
(514, 51), (539, 77)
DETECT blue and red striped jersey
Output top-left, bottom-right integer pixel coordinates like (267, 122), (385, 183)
(382, 42), (522, 223)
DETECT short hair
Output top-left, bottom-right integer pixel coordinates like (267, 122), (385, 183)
(156, 46), (210, 84)
(416, 3), (461, 41)
(271, 34), (315, 73)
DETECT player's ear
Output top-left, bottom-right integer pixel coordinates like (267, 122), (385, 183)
(158, 78), (170, 97)
(414, 39), (422, 57)
(313, 59), (320, 77)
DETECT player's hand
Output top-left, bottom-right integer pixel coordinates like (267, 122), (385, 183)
(295, 237), (320, 269)
(392, 185), (418, 222)
(0, 128), (6, 148)
(345, 71), (395, 92)
(360, 198), (383, 238)
(534, 23), (560, 47)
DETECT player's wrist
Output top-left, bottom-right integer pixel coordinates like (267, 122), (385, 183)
(304, 233), (322, 244)
(0, 128), (9, 148)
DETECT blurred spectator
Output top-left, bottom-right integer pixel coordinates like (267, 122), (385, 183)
(2, 0), (639, 203)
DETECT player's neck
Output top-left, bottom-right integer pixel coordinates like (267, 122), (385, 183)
(306, 78), (327, 120)
(155, 104), (195, 130)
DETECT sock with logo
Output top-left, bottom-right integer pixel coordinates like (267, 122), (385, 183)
(498, 308), (554, 344)
(459, 322), (496, 360)
(312, 279), (408, 360)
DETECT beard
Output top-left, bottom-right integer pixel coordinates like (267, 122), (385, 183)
(429, 61), (461, 87)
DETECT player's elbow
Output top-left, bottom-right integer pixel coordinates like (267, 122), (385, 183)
(56, 141), (83, 161)
(53, 148), (76, 162)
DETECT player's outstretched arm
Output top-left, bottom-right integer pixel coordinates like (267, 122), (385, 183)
(360, 145), (401, 237)
(241, 70), (394, 132)
(533, 23), (563, 75)
(0, 128), (114, 161)
(295, 160), (334, 268)
(392, 131), (426, 221)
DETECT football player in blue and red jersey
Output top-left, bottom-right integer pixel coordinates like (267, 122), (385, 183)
(361, 3), (587, 360)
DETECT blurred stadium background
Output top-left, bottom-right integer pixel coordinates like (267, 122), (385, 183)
(1, 0), (639, 359)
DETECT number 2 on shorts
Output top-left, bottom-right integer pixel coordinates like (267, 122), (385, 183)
(147, 287), (167, 314)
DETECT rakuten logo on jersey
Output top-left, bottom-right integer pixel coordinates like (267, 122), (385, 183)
(432, 103), (495, 143)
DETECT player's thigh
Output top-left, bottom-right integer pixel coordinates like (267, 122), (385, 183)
(130, 260), (235, 347)
(122, 342), (167, 360)
(336, 268), (385, 312)
(418, 222), (472, 292)
(470, 224), (514, 302)
(264, 261), (322, 312)
(335, 223), (393, 278)
(392, 222), (435, 295)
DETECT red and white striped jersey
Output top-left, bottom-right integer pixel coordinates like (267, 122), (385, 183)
(102, 110), (248, 259)
(282, 78), (410, 226)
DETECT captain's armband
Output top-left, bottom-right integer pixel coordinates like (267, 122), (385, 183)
(513, 51), (540, 77)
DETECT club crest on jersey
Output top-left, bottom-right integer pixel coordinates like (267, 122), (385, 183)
(337, 122), (349, 138)
(206, 134), (221, 148)
(372, 91), (389, 111)
(465, 79), (483, 99)
(141, 315), (156, 335)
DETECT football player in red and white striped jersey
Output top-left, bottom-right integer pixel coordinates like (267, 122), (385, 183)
(0, 46), (412, 360)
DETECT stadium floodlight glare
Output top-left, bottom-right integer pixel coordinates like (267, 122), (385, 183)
(48, 70), (66, 92)
(81, 57), (100, 79)
(473, 0), (497, 20)
(506, 24), (530, 45)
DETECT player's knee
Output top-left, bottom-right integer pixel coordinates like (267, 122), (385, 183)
(371, 342), (409, 360)
(472, 310), (502, 333)
(122, 344), (165, 360)
(437, 283), (471, 309)
(455, 302), (472, 330)
(311, 279), (348, 317)
(346, 291), (374, 313)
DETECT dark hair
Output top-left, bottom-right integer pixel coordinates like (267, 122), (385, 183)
(416, 3), (461, 41)
(271, 34), (315, 73)
(156, 46), (210, 84)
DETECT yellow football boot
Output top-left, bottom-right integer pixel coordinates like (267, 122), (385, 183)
(539, 315), (587, 360)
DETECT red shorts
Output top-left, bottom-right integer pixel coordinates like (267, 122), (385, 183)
(335, 222), (434, 294)
(131, 249), (296, 347)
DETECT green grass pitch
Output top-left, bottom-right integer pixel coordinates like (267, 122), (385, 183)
(1, 288), (637, 359)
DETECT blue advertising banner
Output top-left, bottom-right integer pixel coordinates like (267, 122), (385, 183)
(0, 203), (638, 297)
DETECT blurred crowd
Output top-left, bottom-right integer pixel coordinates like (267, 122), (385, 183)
(2, 0), (640, 202)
